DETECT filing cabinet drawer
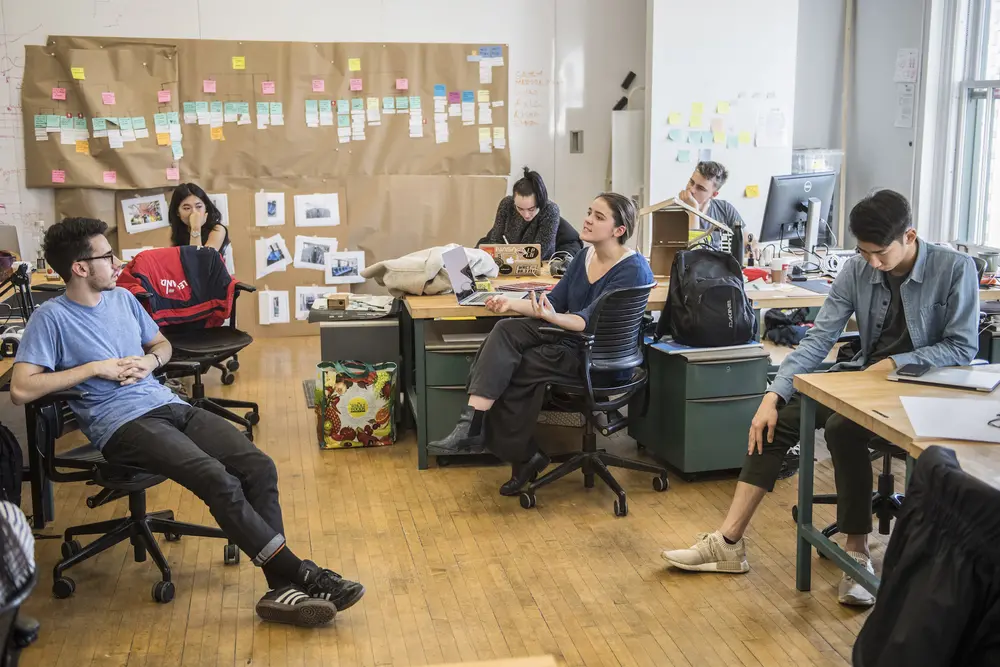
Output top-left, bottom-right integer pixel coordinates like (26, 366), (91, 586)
(685, 357), (768, 400)
(425, 351), (476, 387)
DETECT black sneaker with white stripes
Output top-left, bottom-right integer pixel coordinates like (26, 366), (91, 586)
(255, 584), (337, 627)
(299, 560), (366, 611)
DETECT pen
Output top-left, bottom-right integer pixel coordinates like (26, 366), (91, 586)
(503, 235), (510, 243)
(873, 410), (890, 419)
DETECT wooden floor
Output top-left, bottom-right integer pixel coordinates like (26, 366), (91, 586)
(16, 335), (895, 667)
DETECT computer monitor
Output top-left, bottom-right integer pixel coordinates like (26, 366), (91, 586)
(758, 172), (838, 248)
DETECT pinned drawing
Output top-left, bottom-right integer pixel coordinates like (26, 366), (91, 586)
(295, 286), (329, 320)
(324, 250), (366, 285)
(122, 194), (169, 234)
(255, 191), (286, 226)
(294, 193), (340, 227)
(294, 236), (339, 271)
(255, 233), (291, 279)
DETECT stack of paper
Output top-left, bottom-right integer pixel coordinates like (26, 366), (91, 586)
(901, 397), (1000, 444)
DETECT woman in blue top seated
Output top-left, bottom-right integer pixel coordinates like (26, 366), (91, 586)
(430, 192), (655, 495)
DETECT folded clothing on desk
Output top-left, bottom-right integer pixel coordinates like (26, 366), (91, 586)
(361, 244), (498, 296)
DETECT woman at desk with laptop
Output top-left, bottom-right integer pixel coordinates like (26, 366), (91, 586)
(430, 192), (653, 495)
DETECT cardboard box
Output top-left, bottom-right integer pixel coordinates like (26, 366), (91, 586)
(639, 197), (730, 276)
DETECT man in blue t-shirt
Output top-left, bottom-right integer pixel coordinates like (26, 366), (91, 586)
(12, 218), (364, 627)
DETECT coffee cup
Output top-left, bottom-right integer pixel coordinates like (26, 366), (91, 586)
(770, 258), (787, 284)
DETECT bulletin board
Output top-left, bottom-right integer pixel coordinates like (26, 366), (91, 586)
(23, 35), (511, 337)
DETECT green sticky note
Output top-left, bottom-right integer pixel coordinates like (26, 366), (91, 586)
(337, 114), (349, 127)
(677, 149), (691, 163)
(132, 117), (146, 130)
(224, 102), (237, 114)
(702, 130), (714, 143)
(668, 129), (683, 141)
(409, 96), (421, 109)
(350, 98), (363, 111)
(60, 117), (73, 131)
(47, 115), (61, 129)
(396, 96), (409, 110)
(305, 100), (318, 112)
(727, 135), (740, 149)
(270, 103), (282, 115)
(153, 113), (168, 126)
(382, 96), (395, 110)
(210, 101), (222, 114)
(195, 101), (209, 113)
(238, 102), (250, 115)
(183, 102), (196, 114)
(73, 117), (86, 131)
(92, 118), (107, 131)
(33, 115), (45, 129)
(319, 100), (332, 113)
(256, 102), (269, 116)
(119, 117), (133, 131)
(171, 141), (183, 159)
(166, 112), (180, 124)
(337, 99), (348, 114)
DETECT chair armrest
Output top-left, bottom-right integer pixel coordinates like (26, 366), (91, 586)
(538, 326), (595, 344)
(26, 390), (86, 410)
(33, 283), (66, 293)
(160, 360), (201, 373)
(235, 282), (256, 294)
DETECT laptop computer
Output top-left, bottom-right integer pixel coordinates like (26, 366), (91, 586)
(887, 366), (1000, 392)
(442, 246), (528, 306)
(478, 243), (543, 276)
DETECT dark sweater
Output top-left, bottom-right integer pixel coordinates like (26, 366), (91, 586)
(478, 196), (561, 260)
(547, 247), (655, 327)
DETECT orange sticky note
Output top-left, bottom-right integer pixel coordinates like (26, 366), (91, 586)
(261, 81), (275, 95)
(157, 90), (171, 103)
(204, 79), (216, 93)
(75, 140), (89, 154)
(232, 56), (245, 70)
(210, 126), (224, 141)
(51, 170), (65, 184)
(103, 171), (116, 184)
(156, 132), (170, 146)
(166, 167), (180, 181)
(745, 185), (760, 199)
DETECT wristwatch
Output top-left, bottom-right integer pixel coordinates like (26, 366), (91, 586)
(149, 351), (162, 369)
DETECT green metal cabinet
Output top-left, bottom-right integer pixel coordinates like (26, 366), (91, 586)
(629, 345), (769, 475)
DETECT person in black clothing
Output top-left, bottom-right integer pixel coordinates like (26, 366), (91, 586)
(169, 182), (230, 255)
(477, 167), (563, 260)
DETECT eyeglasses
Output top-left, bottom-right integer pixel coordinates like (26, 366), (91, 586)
(77, 251), (116, 263)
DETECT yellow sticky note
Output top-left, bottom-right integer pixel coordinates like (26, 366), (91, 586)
(348, 58), (362, 71)
(668, 112), (682, 125)
(211, 126), (224, 141)
(493, 127), (505, 140)
(713, 132), (725, 144)
(71, 67), (85, 80)
(231, 56), (245, 70)
(745, 185), (760, 199)
(689, 114), (703, 128)
(738, 131), (752, 145)
(478, 90), (490, 103)
(75, 140), (89, 154)
(156, 132), (170, 146)
(717, 101), (731, 114)
(478, 127), (491, 141)
(691, 102), (704, 115)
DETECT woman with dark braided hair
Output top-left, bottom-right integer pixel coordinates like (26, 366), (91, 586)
(433, 193), (653, 496)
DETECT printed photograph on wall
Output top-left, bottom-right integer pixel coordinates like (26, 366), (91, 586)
(295, 285), (329, 320)
(293, 235), (338, 270)
(122, 194), (170, 234)
(208, 193), (229, 226)
(294, 193), (340, 227)
(258, 289), (290, 325)
(324, 250), (366, 285)
(255, 233), (291, 279)
(254, 191), (286, 227)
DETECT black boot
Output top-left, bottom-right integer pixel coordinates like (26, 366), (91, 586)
(500, 451), (550, 496)
(427, 406), (485, 455)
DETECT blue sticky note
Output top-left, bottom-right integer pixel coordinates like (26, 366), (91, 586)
(727, 135), (740, 149)
(73, 117), (86, 131)
(238, 102), (250, 115)
(118, 117), (133, 131)
(270, 103), (282, 114)
(132, 116), (146, 130)
(668, 129), (683, 141)
(60, 117), (73, 131)
(153, 113), (168, 127)
(489, 46), (503, 58)
(337, 114), (349, 127)
(224, 102), (237, 114)
(351, 98), (363, 111)
(337, 99), (348, 114)
(409, 96), (421, 109)
(396, 96), (409, 110)
(33, 114), (45, 129)
(383, 96), (395, 110)
(702, 130), (713, 143)
(166, 111), (180, 124)
(171, 141), (183, 159)
(433, 84), (446, 97)
(699, 148), (712, 162)
(256, 102), (269, 115)
(318, 100), (332, 112)
(479, 47), (490, 57)
(195, 101), (209, 113)
(47, 115), (61, 128)
(92, 118), (107, 131)
(305, 100), (318, 112)
(677, 150), (691, 163)
(210, 101), (222, 114)
(182, 102), (196, 114)
(462, 90), (474, 103)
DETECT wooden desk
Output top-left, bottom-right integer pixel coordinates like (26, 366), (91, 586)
(791, 366), (1000, 595)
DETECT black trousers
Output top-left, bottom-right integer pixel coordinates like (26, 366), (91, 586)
(738, 381), (883, 535)
(468, 318), (582, 464)
(102, 403), (285, 566)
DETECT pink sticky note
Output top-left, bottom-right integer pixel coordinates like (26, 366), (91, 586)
(51, 87), (66, 101)
(102, 91), (116, 105)
(166, 167), (180, 181)
(51, 170), (65, 184)
(103, 171), (117, 184)
(312, 79), (325, 93)
(350, 78), (362, 91)
(396, 78), (408, 91)
(157, 90), (171, 103)
(203, 79), (216, 93)
(262, 81), (276, 95)
(448, 91), (460, 103)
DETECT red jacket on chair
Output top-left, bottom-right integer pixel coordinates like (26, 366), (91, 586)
(117, 246), (235, 328)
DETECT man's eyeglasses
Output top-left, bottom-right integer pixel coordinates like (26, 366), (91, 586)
(77, 251), (116, 263)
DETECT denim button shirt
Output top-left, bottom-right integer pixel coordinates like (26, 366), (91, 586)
(769, 239), (980, 402)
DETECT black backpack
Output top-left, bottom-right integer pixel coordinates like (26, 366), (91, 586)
(0, 424), (22, 508)
(655, 248), (757, 346)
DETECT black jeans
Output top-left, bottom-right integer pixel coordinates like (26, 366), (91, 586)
(738, 390), (883, 535)
(102, 403), (285, 566)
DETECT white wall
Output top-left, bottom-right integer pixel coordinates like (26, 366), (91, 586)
(794, 0), (846, 149)
(0, 0), (645, 260)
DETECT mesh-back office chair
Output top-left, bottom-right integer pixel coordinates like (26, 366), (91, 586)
(0, 504), (38, 667)
(26, 388), (239, 603)
(519, 284), (670, 516)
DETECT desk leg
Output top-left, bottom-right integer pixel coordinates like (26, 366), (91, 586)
(414, 319), (429, 470)
(754, 309), (762, 342)
(796, 394), (817, 592)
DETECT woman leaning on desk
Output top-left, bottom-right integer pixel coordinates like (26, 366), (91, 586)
(431, 192), (654, 496)
(477, 167), (583, 260)
(168, 182), (230, 255)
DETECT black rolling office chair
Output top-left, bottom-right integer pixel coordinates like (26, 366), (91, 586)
(25, 388), (239, 603)
(519, 283), (670, 516)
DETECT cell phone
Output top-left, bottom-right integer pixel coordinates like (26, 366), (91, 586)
(896, 363), (932, 377)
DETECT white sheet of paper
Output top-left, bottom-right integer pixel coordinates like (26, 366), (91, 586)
(255, 191), (286, 227)
(894, 47), (920, 83)
(294, 193), (340, 227)
(258, 290), (290, 325)
(324, 250), (366, 285)
(901, 396), (1000, 443)
(208, 193), (229, 226)
(255, 234), (292, 279)
(894, 83), (915, 128)
(293, 235), (339, 270)
(295, 286), (329, 320)
(121, 194), (170, 235)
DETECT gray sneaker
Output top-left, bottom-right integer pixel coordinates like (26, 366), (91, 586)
(661, 531), (750, 573)
(838, 551), (876, 607)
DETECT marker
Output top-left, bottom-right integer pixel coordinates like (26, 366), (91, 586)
(872, 410), (890, 419)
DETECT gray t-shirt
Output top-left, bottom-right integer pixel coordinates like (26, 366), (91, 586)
(868, 271), (914, 366)
(15, 287), (184, 449)
(695, 199), (743, 249)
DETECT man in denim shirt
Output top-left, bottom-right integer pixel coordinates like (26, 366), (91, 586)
(662, 190), (979, 606)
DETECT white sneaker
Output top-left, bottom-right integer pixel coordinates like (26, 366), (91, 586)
(838, 551), (876, 607)
(661, 531), (750, 573)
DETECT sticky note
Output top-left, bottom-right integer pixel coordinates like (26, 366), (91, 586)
(382, 96), (395, 110)
(166, 167), (179, 181)
(337, 114), (349, 127)
(713, 132), (725, 144)
(232, 56), (245, 70)
(350, 78), (362, 91)
(448, 91), (460, 103)
(691, 102), (703, 115)
(269, 103), (282, 115)
(668, 129), (683, 141)
(211, 126), (224, 140)
(409, 96), (421, 109)
(157, 90), (171, 103)
(74, 118), (87, 131)
(210, 101), (223, 114)
(337, 99), (348, 114)
(71, 67), (85, 80)
(166, 111), (180, 124)
(51, 170), (65, 183)
(667, 112), (682, 125)
(102, 92), (116, 105)
(493, 127), (505, 140)
(195, 101), (209, 113)
(745, 185), (760, 198)
(727, 135), (740, 149)
(702, 130), (714, 143)
(75, 140), (89, 154)
(395, 78), (409, 91)
(710, 118), (725, 133)
(157, 132), (170, 146)
(717, 101), (731, 114)
(739, 131), (752, 145)
(103, 171), (116, 184)
(462, 90), (475, 103)
(677, 150), (691, 163)
(92, 118), (107, 131)
(434, 84), (446, 97)
(478, 127), (491, 141)
(366, 97), (378, 110)
(33, 115), (45, 129)
(396, 96), (409, 110)
(477, 90), (490, 103)
(171, 141), (183, 159)
(262, 81), (275, 95)
(699, 148), (712, 162)
(489, 46), (503, 58)
(132, 117), (146, 130)
(309, 78), (324, 93)
(348, 58), (361, 71)
(204, 79), (216, 93)
(52, 88), (66, 101)
(351, 98), (363, 111)
(256, 102), (269, 116)
(687, 131), (700, 144)
(689, 114), (703, 128)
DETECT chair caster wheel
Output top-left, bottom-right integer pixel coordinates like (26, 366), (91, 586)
(436, 457), (451, 467)
(86, 496), (99, 509)
(245, 411), (260, 426)
(164, 532), (181, 542)
(791, 505), (798, 522)
(223, 543), (240, 565)
(52, 577), (76, 599)
(653, 474), (669, 492)
(60, 539), (82, 560)
(226, 360), (240, 372)
(152, 581), (175, 603)
(519, 492), (536, 509)
(221, 373), (235, 385)
(614, 497), (628, 517)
